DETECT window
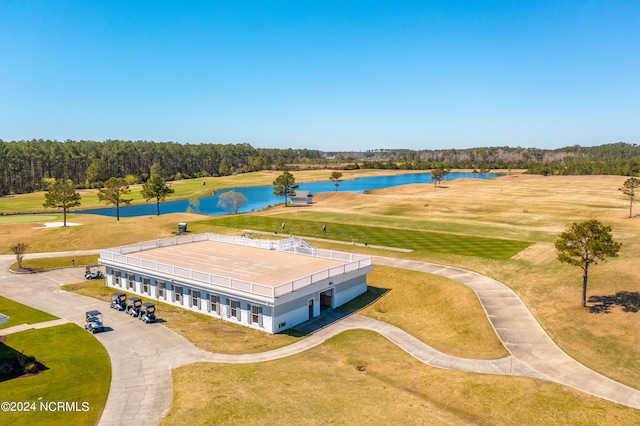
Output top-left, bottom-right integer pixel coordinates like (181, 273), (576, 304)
(251, 305), (262, 326)
(126, 273), (133, 290)
(175, 286), (182, 303)
(192, 290), (199, 308)
(158, 282), (165, 299)
(230, 300), (240, 320)
(142, 278), (150, 294)
(114, 271), (121, 286)
(210, 295), (219, 314)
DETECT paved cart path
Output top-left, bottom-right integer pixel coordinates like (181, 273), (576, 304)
(1, 253), (638, 426)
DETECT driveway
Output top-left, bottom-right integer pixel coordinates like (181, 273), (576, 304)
(1, 253), (638, 426)
(0, 255), (217, 425)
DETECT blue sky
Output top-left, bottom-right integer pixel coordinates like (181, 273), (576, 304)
(1, 1), (639, 151)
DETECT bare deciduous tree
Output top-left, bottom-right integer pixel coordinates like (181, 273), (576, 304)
(217, 191), (248, 214)
(10, 242), (29, 269)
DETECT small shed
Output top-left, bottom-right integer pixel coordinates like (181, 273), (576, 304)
(291, 191), (313, 205)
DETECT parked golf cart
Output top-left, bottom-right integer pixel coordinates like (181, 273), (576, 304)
(85, 265), (104, 280)
(84, 310), (104, 334)
(139, 302), (157, 323)
(126, 297), (143, 317)
(110, 292), (127, 311)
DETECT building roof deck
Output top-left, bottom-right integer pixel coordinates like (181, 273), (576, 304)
(130, 240), (343, 287)
(99, 233), (372, 300)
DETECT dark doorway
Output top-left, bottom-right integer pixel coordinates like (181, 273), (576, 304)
(308, 299), (314, 319)
(320, 289), (333, 311)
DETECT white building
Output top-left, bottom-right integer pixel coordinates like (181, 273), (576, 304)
(290, 191), (313, 205)
(99, 233), (373, 333)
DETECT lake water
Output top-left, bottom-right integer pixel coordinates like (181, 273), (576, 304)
(77, 172), (494, 218)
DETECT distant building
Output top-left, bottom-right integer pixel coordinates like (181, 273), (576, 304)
(99, 234), (372, 333)
(290, 191), (313, 205)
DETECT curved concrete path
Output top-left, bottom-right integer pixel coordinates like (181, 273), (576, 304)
(1, 253), (638, 426)
(372, 256), (640, 409)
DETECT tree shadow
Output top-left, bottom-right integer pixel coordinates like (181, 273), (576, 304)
(0, 343), (49, 382)
(588, 291), (640, 314)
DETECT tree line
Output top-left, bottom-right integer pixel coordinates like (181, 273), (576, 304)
(2, 139), (639, 195)
(0, 139), (324, 195)
(333, 142), (640, 176)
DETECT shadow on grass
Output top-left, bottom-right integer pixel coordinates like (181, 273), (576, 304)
(0, 343), (49, 382)
(281, 328), (308, 338)
(588, 291), (640, 314)
(338, 286), (391, 314)
(292, 286), (391, 335)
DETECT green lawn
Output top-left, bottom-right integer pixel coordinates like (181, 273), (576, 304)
(0, 214), (61, 224)
(196, 215), (531, 259)
(274, 209), (556, 243)
(0, 324), (111, 426)
(0, 296), (57, 330)
(12, 255), (100, 272)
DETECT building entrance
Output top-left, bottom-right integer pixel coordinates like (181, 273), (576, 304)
(320, 289), (333, 311)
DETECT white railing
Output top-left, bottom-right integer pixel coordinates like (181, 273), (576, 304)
(100, 233), (372, 299)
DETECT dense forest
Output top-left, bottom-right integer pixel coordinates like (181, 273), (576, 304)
(333, 143), (640, 176)
(0, 139), (323, 195)
(1, 139), (639, 195)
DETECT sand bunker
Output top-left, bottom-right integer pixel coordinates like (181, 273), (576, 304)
(41, 222), (80, 228)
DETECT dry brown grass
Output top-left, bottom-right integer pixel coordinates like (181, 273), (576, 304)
(3, 173), (640, 412)
(0, 213), (209, 254)
(165, 330), (640, 425)
(261, 174), (640, 388)
(64, 265), (506, 358)
(299, 174), (632, 242)
(363, 267), (507, 359)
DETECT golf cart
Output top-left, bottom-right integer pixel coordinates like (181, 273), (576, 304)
(110, 292), (127, 311)
(139, 302), (157, 323)
(85, 265), (104, 280)
(126, 297), (143, 317)
(84, 310), (104, 334)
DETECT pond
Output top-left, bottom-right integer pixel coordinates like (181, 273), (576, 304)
(77, 172), (495, 218)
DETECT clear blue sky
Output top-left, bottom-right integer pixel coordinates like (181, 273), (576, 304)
(1, 1), (638, 151)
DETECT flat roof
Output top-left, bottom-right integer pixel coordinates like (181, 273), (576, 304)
(128, 240), (344, 287)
